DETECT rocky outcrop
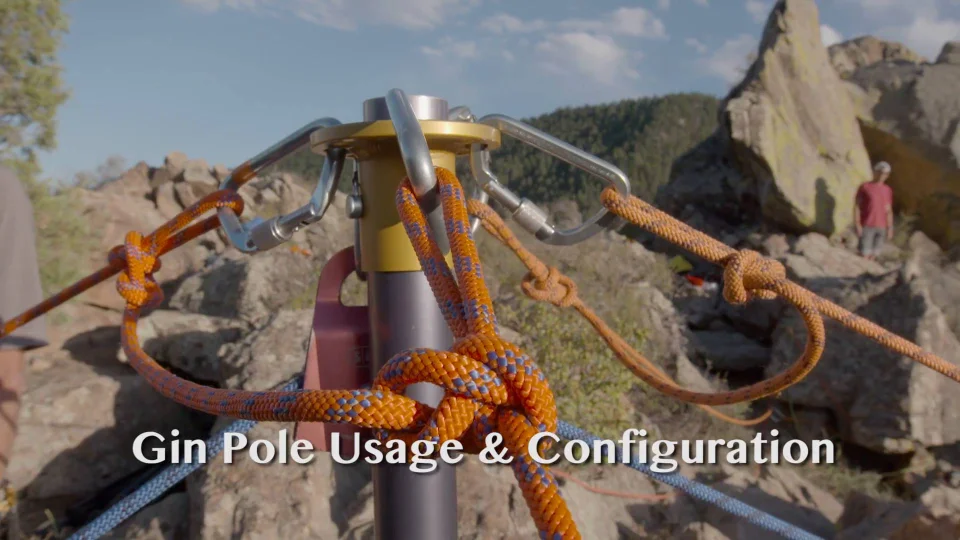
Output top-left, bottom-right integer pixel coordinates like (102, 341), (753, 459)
(218, 309), (313, 391)
(779, 233), (886, 280)
(654, 132), (756, 243)
(128, 310), (248, 382)
(665, 463), (843, 539)
(73, 187), (212, 311)
(837, 486), (960, 539)
(722, 0), (872, 236)
(936, 41), (960, 65)
(8, 352), (208, 504)
(658, 0), (872, 239)
(168, 248), (316, 322)
(768, 235), (960, 453)
(833, 40), (960, 248)
(187, 422), (371, 540)
(827, 36), (926, 79)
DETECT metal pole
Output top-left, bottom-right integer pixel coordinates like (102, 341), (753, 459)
(359, 94), (458, 540)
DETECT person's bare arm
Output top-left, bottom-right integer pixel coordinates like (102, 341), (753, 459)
(0, 350), (25, 482)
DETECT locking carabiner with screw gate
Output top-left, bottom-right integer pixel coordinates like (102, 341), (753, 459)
(469, 114), (631, 245)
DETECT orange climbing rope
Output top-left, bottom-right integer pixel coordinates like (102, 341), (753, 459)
(465, 185), (960, 410)
(1, 172), (579, 538)
(594, 187), (960, 387)
(3, 165), (960, 539)
(467, 202), (771, 426)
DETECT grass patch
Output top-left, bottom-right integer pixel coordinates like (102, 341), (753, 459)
(495, 299), (644, 439)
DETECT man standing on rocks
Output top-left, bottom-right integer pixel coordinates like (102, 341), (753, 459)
(854, 161), (895, 261)
(0, 166), (48, 501)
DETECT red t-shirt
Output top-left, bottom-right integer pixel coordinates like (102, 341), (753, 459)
(855, 181), (893, 228)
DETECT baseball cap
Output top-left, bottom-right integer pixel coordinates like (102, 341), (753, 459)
(873, 161), (891, 173)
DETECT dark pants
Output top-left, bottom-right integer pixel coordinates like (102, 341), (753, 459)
(859, 226), (885, 257)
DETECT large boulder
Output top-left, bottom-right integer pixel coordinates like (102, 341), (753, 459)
(936, 41), (960, 65)
(186, 422), (372, 539)
(218, 309), (313, 391)
(662, 463), (843, 539)
(8, 353), (207, 506)
(780, 233), (885, 280)
(167, 249), (316, 323)
(97, 161), (153, 199)
(837, 487), (960, 539)
(654, 132), (756, 242)
(768, 257), (960, 453)
(722, 0), (872, 236)
(127, 310), (249, 382)
(841, 41), (960, 248)
(72, 189), (212, 311)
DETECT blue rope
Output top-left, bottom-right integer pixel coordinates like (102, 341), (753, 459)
(67, 380), (821, 540)
(67, 377), (303, 540)
(556, 420), (824, 540)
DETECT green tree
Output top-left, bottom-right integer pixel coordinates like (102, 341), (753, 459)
(0, 0), (70, 184)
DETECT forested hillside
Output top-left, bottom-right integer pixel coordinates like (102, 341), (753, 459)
(266, 93), (720, 210)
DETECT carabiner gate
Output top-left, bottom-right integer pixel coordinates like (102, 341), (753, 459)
(469, 114), (631, 245)
(216, 118), (344, 252)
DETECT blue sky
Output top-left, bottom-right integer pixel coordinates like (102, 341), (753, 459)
(38, 0), (960, 182)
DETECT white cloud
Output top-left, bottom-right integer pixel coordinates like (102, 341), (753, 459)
(181, 0), (478, 30)
(609, 7), (668, 38)
(181, 0), (261, 13)
(702, 34), (756, 84)
(892, 15), (960, 58)
(685, 37), (708, 54)
(557, 7), (668, 39)
(420, 37), (478, 59)
(536, 32), (640, 86)
(501, 50), (515, 62)
(820, 24), (844, 47)
(658, 0), (671, 9)
(480, 13), (546, 34)
(745, 0), (769, 24)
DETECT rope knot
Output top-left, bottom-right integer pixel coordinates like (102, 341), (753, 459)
(371, 332), (557, 455)
(721, 249), (785, 305)
(115, 231), (163, 311)
(522, 267), (579, 308)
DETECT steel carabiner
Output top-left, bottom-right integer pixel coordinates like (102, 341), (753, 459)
(216, 118), (345, 253)
(468, 114), (631, 245)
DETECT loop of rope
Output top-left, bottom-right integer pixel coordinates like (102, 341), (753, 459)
(1, 174), (579, 537)
(467, 199), (780, 419)
(29, 169), (576, 538)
